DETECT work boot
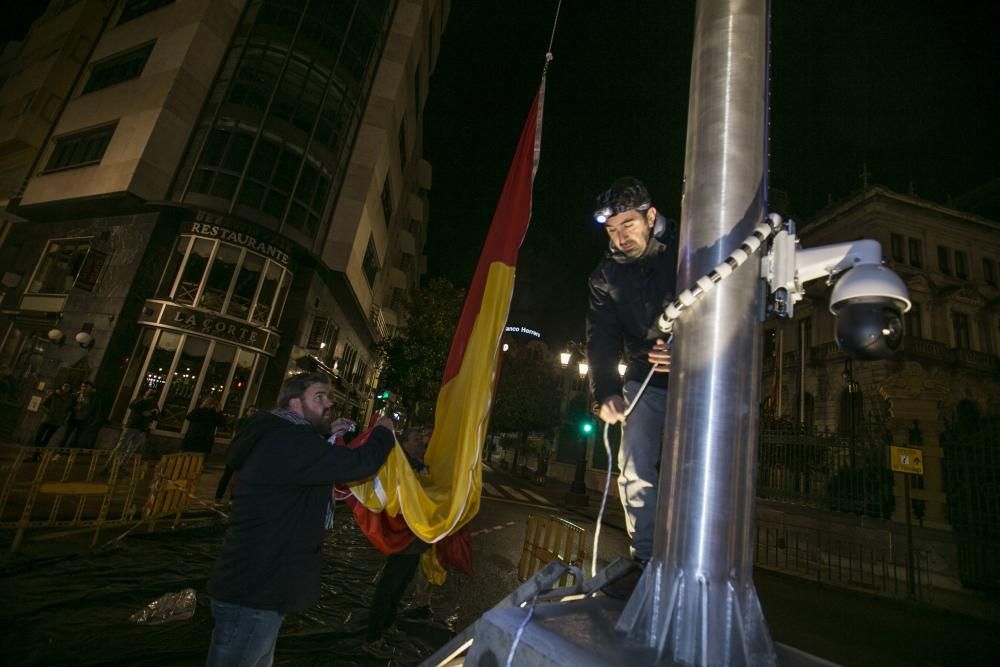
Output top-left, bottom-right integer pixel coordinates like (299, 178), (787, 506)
(600, 558), (646, 600)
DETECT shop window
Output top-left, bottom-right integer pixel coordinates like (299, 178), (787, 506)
(175, 238), (213, 304)
(45, 123), (116, 172)
(82, 43), (154, 94)
(222, 349), (257, 428)
(199, 244), (240, 312)
(938, 246), (951, 275)
(984, 258), (997, 287)
(908, 238), (923, 268)
(252, 261), (283, 325)
(143, 331), (182, 426)
(118, 0), (174, 25)
(202, 342), (235, 412)
(227, 253), (264, 320)
(27, 238), (92, 294)
(952, 312), (970, 349)
(158, 236), (190, 297)
(111, 329), (156, 421)
(890, 233), (904, 263)
(955, 251), (969, 280)
(158, 336), (209, 432)
(362, 237), (380, 288)
(340, 342), (358, 381)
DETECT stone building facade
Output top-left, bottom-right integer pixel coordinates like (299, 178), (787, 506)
(0, 0), (448, 448)
(763, 185), (1000, 529)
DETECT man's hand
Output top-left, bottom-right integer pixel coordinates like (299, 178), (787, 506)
(648, 338), (672, 373)
(599, 395), (627, 424)
(375, 416), (395, 432)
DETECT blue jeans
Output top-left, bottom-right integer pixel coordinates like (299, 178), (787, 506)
(206, 599), (284, 667)
(619, 381), (668, 562)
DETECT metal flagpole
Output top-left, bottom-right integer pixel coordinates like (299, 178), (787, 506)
(617, 0), (778, 664)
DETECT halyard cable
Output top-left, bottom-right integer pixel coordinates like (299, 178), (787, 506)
(590, 213), (783, 578)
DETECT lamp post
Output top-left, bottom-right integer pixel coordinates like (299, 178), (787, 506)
(569, 360), (591, 496)
(557, 343), (591, 506)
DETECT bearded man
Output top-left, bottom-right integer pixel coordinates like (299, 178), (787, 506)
(206, 372), (397, 666)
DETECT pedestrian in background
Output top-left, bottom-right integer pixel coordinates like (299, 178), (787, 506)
(34, 383), (74, 448)
(206, 372), (397, 666)
(61, 381), (102, 448)
(107, 388), (159, 467)
(180, 396), (226, 455)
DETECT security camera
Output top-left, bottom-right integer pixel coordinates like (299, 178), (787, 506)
(829, 263), (909, 360)
(762, 218), (911, 361)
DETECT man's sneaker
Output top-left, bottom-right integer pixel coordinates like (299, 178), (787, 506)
(361, 639), (393, 659)
(600, 559), (645, 600)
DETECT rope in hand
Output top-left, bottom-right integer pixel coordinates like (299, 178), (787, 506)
(589, 213), (783, 577)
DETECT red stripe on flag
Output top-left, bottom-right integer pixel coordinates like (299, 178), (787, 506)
(441, 89), (542, 384)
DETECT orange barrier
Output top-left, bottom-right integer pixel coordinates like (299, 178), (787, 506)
(517, 515), (587, 587)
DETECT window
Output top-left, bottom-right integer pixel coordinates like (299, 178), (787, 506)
(161, 234), (290, 325)
(955, 251), (969, 280)
(118, 0), (174, 25)
(380, 175), (393, 224)
(82, 43), (154, 94)
(398, 118), (407, 164)
(27, 239), (92, 294)
(362, 237), (380, 288)
(984, 258), (997, 287)
(952, 312), (970, 349)
(908, 238), (923, 268)
(45, 123), (116, 171)
(340, 343), (358, 381)
(904, 304), (922, 339)
(414, 64), (422, 114)
(890, 233), (904, 263)
(938, 246), (951, 275)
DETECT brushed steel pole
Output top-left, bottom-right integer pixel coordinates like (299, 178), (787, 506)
(617, 0), (777, 664)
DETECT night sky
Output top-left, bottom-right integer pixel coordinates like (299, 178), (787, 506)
(422, 0), (999, 347)
(3, 2), (997, 350)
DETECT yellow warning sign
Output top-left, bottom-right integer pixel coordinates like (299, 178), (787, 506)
(890, 446), (924, 475)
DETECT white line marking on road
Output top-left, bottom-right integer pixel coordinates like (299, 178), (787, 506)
(519, 488), (549, 504)
(501, 485), (532, 503)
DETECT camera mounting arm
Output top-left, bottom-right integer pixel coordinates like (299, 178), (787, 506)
(762, 218), (886, 319)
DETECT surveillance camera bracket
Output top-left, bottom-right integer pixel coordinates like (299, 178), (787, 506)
(760, 219), (882, 319)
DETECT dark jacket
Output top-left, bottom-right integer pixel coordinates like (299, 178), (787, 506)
(586, 219), (678, 405)
(207, 412), (396, 614)
(41, 391), (75, 425)
(180, 407), (227, 453)
(125, 397), (158, 431)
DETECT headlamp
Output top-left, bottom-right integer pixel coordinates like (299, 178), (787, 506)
(592, 200), (651, 224)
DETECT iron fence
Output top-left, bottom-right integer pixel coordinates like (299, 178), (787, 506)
(942, 415), (1000, 592)
(755, 519), (930, 600)
(756, 419), (894, 519)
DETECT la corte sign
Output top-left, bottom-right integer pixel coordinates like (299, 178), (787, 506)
(504, 325), (541, 338)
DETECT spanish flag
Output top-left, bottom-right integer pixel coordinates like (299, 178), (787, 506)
(343, 79), (547, 582)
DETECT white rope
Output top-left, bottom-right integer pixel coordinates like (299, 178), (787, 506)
(589, 213), (784, 577)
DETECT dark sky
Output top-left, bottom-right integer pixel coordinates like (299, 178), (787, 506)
(421, 0), (999, 348)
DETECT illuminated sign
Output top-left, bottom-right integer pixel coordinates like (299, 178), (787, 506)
(138, 300), (279, 355)
(188, 213), (291, 265)
(504, 325), (541, 338)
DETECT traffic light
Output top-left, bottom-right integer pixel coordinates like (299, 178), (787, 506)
(580, 420), (593, 435)
(377, 390), (391, 400)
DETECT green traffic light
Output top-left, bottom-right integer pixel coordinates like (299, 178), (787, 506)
(581, 422), (593, 434)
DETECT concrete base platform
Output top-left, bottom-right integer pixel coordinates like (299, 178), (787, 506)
(464, 595), (840, 666)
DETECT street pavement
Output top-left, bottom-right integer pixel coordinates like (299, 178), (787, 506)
(4, 447), (999, 665)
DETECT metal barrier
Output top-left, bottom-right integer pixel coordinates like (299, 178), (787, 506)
(0, 446), (205, 551)
(517, 515), (587, 587)
(755, 519), (930, 601)
(143, 452), (205, 530)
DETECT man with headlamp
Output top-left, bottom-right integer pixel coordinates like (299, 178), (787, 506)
(586, 176), (677, 594)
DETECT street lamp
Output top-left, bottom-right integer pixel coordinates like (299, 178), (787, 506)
(559, 351), (571, 367)
(618, 361), (627, 377)
(577, 361), (589, 377)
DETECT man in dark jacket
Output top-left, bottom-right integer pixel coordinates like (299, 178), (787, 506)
(206, 372), (397, 666)
(587, 176), (676, 574)
(106, 388), (159, 467)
